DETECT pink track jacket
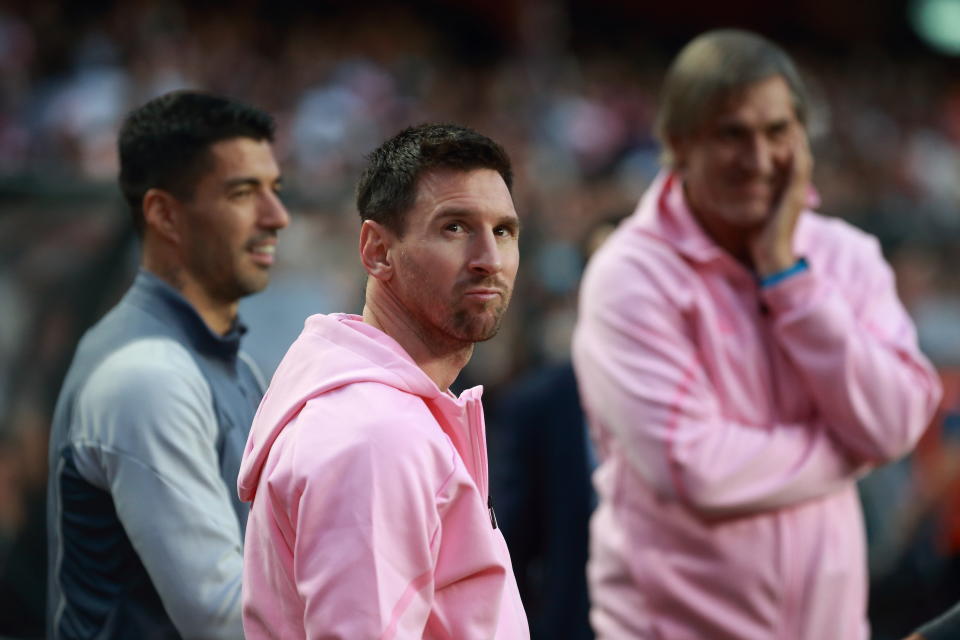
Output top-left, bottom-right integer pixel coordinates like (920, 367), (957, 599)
(238, 313), (529, 639)
(572, 172), (941, 639)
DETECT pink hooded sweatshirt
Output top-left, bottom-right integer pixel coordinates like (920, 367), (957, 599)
(237, 313), (529, 639)
(572, 172), (941, 639)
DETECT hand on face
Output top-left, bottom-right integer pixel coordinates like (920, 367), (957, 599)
(749, 130), (813, 276)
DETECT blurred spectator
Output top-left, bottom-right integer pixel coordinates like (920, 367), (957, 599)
(572, 29), (941, 639)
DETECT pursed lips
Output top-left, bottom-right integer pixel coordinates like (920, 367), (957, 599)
(461, 281), (508, 301)
(464, 288), (501, 299)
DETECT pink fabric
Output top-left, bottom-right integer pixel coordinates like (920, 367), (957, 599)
(572, 172), (942, 639)
(238, 313), (529, 639)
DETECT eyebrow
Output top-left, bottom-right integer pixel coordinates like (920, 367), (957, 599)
(715, 115), (793, 131)
(224, 176), (282, 189)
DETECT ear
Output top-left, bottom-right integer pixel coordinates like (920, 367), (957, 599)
(359, 220), (395, 281)
(142, 188), (183, 244)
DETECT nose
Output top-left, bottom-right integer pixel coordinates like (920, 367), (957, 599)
(468, 229), (503, 276)
(741, 133), (774, 175)
(259, 190), (290, 230)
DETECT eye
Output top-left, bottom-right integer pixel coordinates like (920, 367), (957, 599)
(445, 222), (464, 233)
(494, 224), (516, 238)
(716, 126), (744, 143)
(229, 188), (254, 200)
(767, 122), (790, 140)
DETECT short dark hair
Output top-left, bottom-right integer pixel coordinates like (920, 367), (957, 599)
(356, 123), (513, 236)
(655, 29), (809, 166)
(118, 90), (275, 235)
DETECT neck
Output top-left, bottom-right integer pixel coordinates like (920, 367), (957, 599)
(179, 281), (238, 336)
(362, 283), (473, 392)
(142, 254), (237, 336)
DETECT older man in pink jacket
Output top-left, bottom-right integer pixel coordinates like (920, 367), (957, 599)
(238, 124), (529, 639)
(572, 30), (942, 640)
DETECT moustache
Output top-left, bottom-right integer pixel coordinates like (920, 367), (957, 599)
(244, 231), (278, 251)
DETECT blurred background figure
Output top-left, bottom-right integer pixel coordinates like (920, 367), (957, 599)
(2, 2), (960, 639)
(572, 29), (941, 639)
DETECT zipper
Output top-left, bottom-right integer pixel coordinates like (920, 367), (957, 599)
(466, 394), (496, 529)
(760, 291), (800, 639)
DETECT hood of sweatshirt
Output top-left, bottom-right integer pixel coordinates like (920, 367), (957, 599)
(237, 313), (473, 502)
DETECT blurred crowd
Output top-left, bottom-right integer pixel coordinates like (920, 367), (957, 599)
(1, 1), (960, 638)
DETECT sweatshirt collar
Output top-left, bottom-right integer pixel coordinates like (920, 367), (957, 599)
(319, 314), (482, 410)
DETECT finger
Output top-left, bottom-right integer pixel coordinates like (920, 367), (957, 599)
(794, 129), (813, 181)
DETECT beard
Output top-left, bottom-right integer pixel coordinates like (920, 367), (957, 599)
(444, 288), (512, 343)
(183, 233), (272, 305)
(394, 261), (513, 349)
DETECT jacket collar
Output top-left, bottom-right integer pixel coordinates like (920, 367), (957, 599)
(634, 171), (730, 265)
(127, 268), (246, 362)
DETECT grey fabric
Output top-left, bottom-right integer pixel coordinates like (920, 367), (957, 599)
(918, 600), (960, 640)
(47, 270), (263, 640)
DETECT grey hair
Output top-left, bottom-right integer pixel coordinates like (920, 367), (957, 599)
(654, 29), (809, 166)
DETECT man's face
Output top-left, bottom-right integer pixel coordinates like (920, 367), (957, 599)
(389, 168), (519, 346)
(178, 137), (289, 303)
(674, 75), (803, 232)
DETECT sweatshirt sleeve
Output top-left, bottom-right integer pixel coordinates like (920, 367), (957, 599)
(287, 391), (510, 640)
(572, 242), (862, 518)
(761, 234), (942, 464)
(71, 338), (244, 640)
(290, 396), (446, 639)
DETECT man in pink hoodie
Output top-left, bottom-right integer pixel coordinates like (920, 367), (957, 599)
(238, 123), (529, 639)
(572, 30), (942, 639)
